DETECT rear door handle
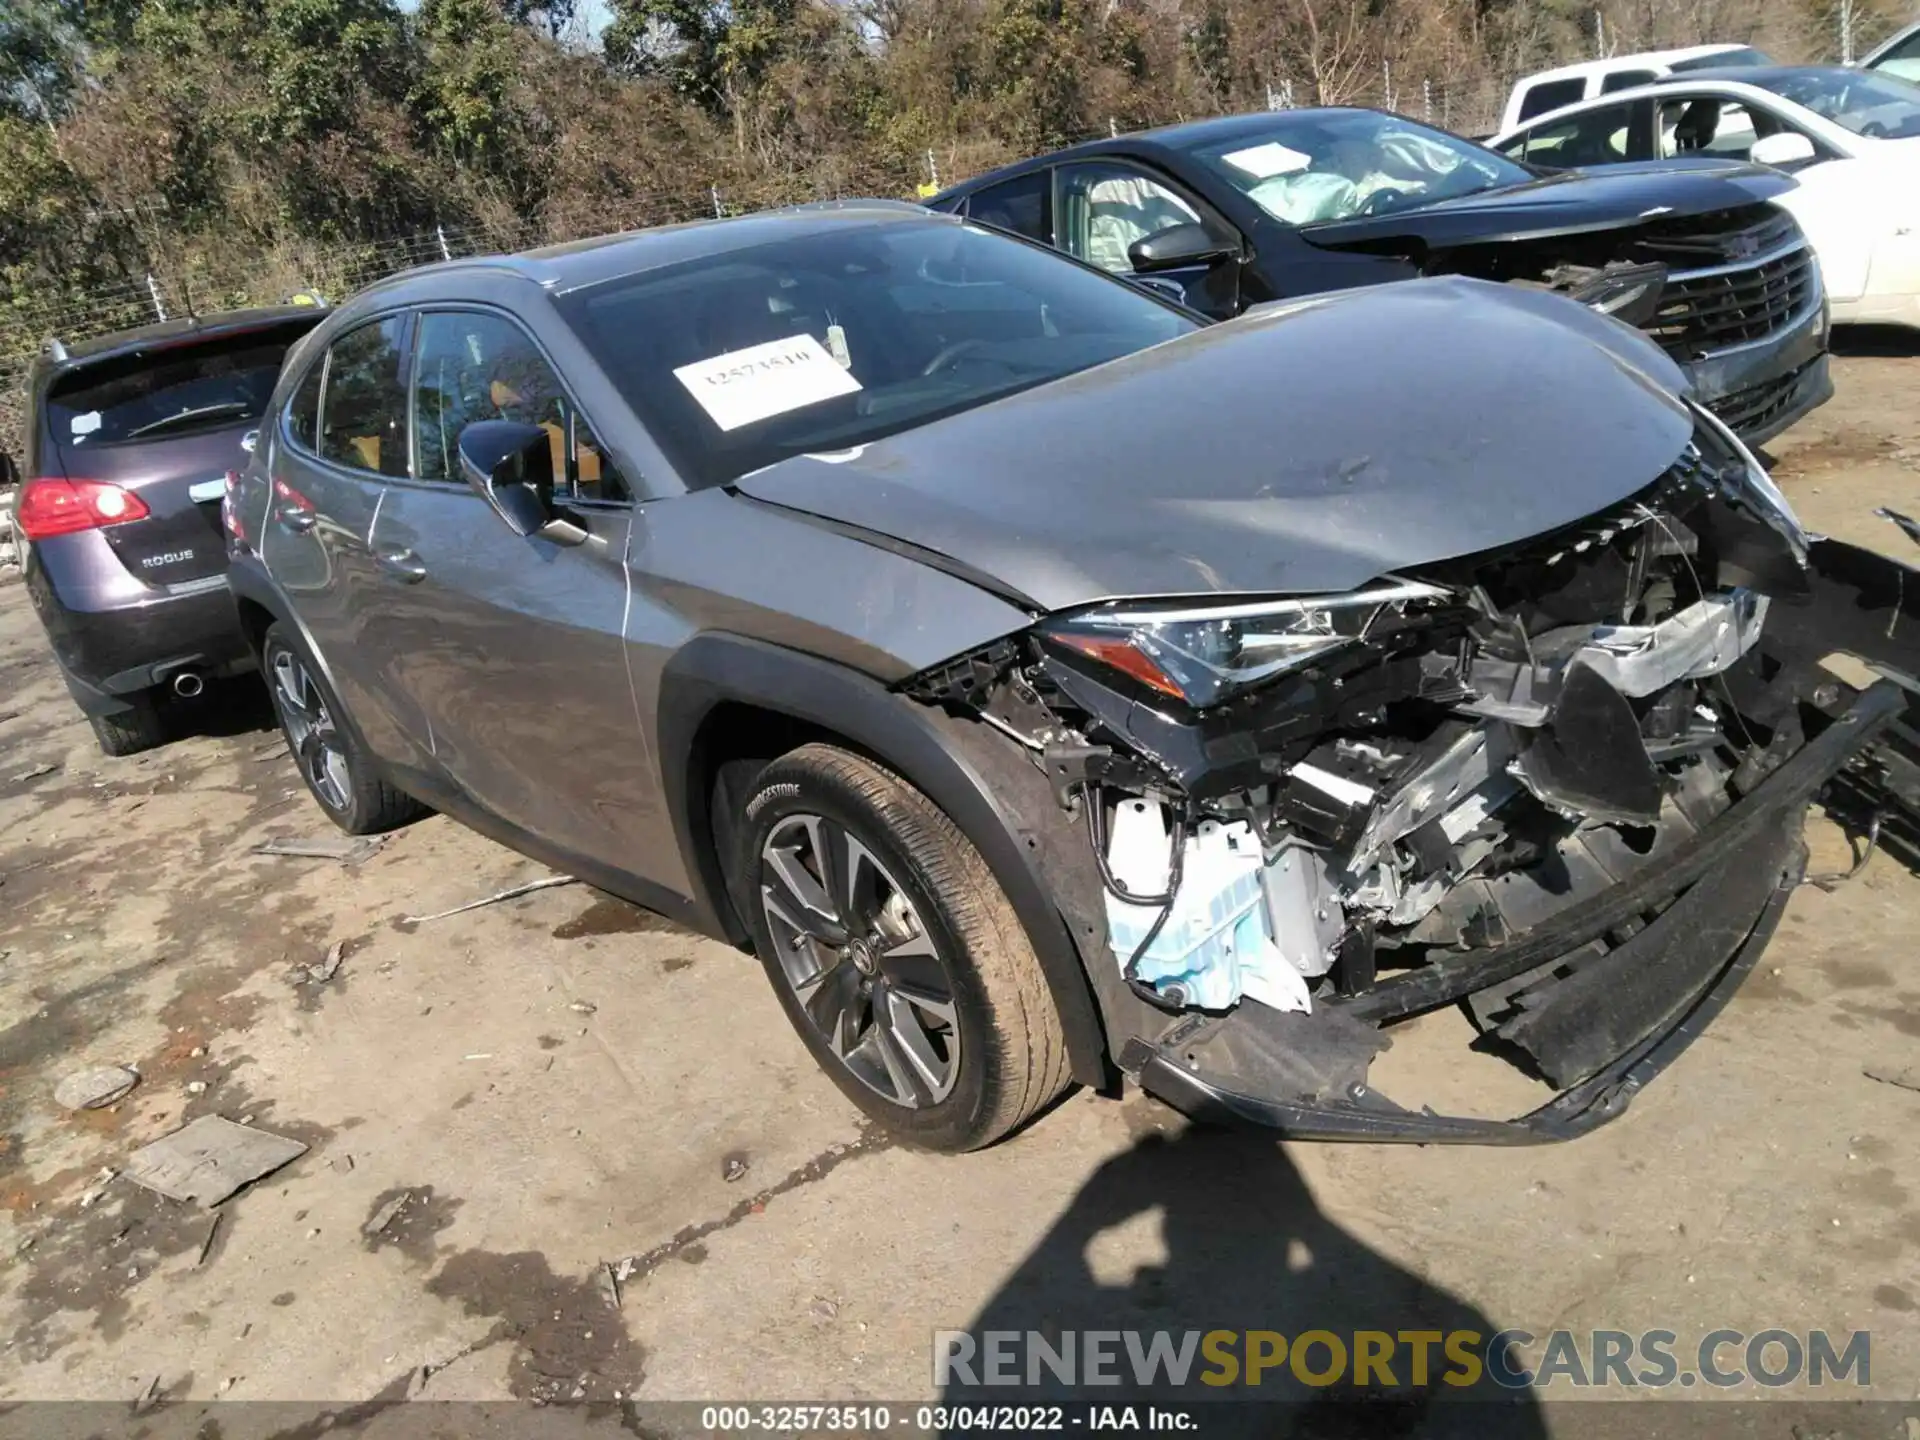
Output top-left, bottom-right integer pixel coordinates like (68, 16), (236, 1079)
(275, 506), (317, 534)
(375, 546), (428, 583)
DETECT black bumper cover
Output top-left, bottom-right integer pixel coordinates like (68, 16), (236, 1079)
(26, 557), (253, 715)
(1132, 679), (1903, 1145)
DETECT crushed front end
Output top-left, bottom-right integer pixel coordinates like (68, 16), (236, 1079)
(902, 409), (1920, 1143)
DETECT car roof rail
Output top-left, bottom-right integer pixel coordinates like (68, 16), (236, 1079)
(43, 336), (69, 364)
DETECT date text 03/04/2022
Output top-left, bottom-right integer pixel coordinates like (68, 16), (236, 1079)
(697, 1406), (1196, 1432)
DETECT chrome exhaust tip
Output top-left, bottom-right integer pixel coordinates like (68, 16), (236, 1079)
(172, 671), (204, 699)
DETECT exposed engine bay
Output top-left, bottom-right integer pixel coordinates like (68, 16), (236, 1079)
(902, 406), (1920, 1141)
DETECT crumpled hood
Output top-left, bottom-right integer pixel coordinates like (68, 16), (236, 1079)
(1301, 159), (1795, 253)
(734, 277), (1696, 613)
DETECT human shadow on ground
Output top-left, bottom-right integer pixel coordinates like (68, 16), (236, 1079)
(941, 1122), (1546, 1439)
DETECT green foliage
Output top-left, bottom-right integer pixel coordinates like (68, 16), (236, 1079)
(0, 0), (85, 122)
(1, 0), (1819, 337)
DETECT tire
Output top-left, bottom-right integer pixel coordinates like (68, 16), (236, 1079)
(733, 743), (1070, 1152)
(261, 622), (424, 835)
(88, 695), (168, 757)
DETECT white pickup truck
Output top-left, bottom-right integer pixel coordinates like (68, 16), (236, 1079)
(1501, 44), (1771, 133)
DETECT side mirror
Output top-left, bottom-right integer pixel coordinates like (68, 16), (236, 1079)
(456, 420), (584, 545)
(1127, 223), (1235, 274)
(1750, 132), (1816, 168)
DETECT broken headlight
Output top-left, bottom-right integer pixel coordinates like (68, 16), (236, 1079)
(1689, 399), (1810, 563)
(1041, 581), (1452, 708)
(1565, 262), (1668, 329)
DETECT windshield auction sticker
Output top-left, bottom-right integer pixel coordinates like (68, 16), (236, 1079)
(674, 333), (863, 432)
(1221, 141), (1312, 178)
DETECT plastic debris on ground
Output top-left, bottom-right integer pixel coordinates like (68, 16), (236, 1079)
(251, 834), (386, 865)
(55, 1065), (140, 1111)
(124, 1115), (308, 1206)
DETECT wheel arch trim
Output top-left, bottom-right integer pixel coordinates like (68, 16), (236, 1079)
(224, 562), (381, 762)
(657, 632), (1110, 1089)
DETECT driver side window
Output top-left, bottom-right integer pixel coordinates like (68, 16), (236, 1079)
(1658, 96), (1760, 159)
(1056, 162), (1209, 274)
(412, 310), (631, 503)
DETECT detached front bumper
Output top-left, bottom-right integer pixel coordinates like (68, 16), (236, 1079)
(1121, 526), (1920, 1144)
(1129, 683), (1904, 1144)
(1125, 529), (1920, 1143)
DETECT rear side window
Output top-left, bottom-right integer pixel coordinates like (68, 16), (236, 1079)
(1507, 101), (1639, 167)
(319, 316), (411, 478)
(1518, 78), (1586, 121)
(1600, 69), (1658, 93)
(287, 357), (324, 450)
(966, 172), (1054, 245)
(44, 320), (316, 452)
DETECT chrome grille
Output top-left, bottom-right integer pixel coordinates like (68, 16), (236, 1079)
(1645, 238), (1819, 359)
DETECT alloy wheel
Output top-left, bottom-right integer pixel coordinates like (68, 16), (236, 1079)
(758, 812), (961, 1107)
(269, 646), (353, 814)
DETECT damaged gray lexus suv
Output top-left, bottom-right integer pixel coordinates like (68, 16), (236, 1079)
(227, 203), (1920, 1151)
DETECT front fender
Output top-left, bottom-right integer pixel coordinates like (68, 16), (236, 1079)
(656, 633), (1112, 1089)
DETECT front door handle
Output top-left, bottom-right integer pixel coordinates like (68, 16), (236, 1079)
(374, 545), (428, 583)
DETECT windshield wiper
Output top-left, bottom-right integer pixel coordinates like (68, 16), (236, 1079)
(125, 401), (254, 438)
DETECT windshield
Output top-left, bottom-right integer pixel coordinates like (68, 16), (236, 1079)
(1747, 68), (1920, 138)
(1176, 110), (1535, 226)
(46, 320), (317, 449)
(556, 220), (1196, 490)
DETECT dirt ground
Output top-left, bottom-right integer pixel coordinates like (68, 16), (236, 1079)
(2, 337), (1919, 1427)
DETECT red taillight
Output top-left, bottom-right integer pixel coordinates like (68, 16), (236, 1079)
(272, 476), (315, 513)
(15, 478), (152, 541)
(222, 470), (246, 543)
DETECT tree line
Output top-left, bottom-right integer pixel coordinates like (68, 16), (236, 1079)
(0, 0), (1889, 337)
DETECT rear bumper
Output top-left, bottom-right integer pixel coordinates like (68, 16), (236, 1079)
(1131, 679), (1901, 1144)
(1682, 289), (1831, 446)
(24, 545), (252, 713)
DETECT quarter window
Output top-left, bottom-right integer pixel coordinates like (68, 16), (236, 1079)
(1517, 78), (1586, 122)
(319, 317), (411, 478)
(287, 355), (324, 451)
(1600, 69), (1658, 94)
(965, 172), (1054, 245)
(1507, 101), (1638, 167)
(411, 310), (630, 502)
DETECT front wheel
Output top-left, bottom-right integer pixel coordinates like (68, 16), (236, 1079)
(261, 623), (424, 835)
(734, 744), (1071, 1152)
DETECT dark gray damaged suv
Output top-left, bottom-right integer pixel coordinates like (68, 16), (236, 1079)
(227, 204), (1920, 1151)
